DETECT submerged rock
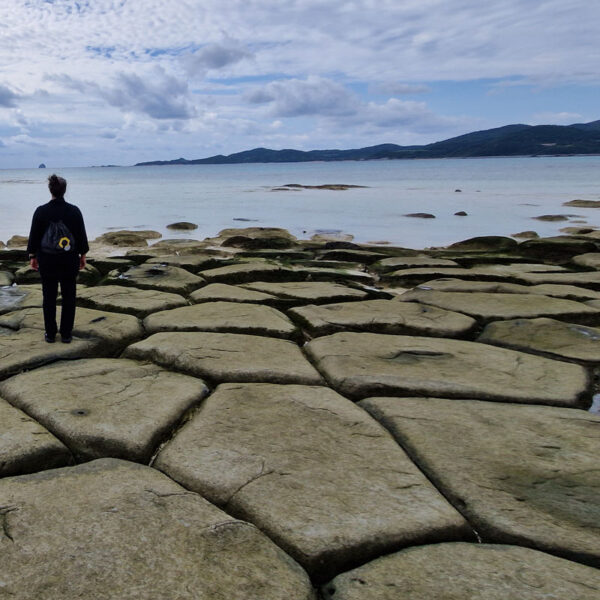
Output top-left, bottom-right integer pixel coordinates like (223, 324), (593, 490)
(166, 221), (198, 230)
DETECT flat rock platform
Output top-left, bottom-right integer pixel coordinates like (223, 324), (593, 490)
(1, 227), (599, 598)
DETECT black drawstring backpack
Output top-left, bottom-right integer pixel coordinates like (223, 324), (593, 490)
(41, 220), (76, 254)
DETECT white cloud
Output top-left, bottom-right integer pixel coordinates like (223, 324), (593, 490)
(0, 85), (19, 108)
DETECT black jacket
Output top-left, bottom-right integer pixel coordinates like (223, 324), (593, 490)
(27, 197), (89, 256)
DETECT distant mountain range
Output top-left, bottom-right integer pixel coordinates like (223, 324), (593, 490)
(135, 120), (600, 166)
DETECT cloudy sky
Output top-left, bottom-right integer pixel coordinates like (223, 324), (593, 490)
(0, 0), (598, 168)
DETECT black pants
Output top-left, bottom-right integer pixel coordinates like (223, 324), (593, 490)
(38, 254), (79, 338)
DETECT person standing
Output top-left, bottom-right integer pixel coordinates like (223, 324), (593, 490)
(27, 174), (89, 343)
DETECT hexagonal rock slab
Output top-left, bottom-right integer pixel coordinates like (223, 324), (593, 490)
(106, 263), (205, 294)
(304, 332), (590, 406)
(144, 301), (298, 339)
(124, 332), (325, 385)
(200, 262), (296, 284)
(478, 317), (600, 365)
(373, 256), (459, 272)
(0, 398), (71, 477)
(0, 271), (14, 286)
(154, 383), (471, 581)
(77, 284), (188, 317)
(0, 359), (209, 462)
(0, 327), (101, 380)
(289, 300), (476, 338)
(190, 282), (277, 304)
(359, 397), (600, 567)
(399, 290), (600, 325)
(517, 271), (600, 290)
(0, 459), (315, 600)
(382, 267), (517, 285)
(0, 285), (43, 315)
(322, 543), (600, 600)
(571, 252), (600, 269)
(146, 253), (228, 273)
(0, 307), (144, 353)
(416, 278), (600, 301)
(241, 281), (368, 304)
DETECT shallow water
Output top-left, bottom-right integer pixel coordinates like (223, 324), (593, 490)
(1, 156), (599, 248)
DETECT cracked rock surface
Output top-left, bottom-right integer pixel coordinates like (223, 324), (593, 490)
(124, 331), (325, 385)
(0, 359), (208, 462)
(105, 263), (205, 294)
(77, 284), (188, 317)
(289, 299), (476, 337)
(0, 398), (71, 477)
(144, 301), (298, 339)
(399, 290), (600, 325)
(154, 383), (471, 581)
(360, 397), (600, 567)
(0, 459), (315, 600)
(322, 542), (600, 599)
(305, 332), (590, 405)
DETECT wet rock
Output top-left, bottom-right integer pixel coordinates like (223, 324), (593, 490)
(311, 232), (355, 243)
(95, 231), (152, 246)
(200, 261), (295, 284)
(0, 307), (144, 354)
(399, 289), (600, 325)
(240, 281), (368, 305)
(76, 262), (102, 285)
(0, 327), (101, 380)
(190, 282), (277, 304)
(563, 199), (600, 208)
(512, 230), (539, 239)
(322, 542), (600, 599)
(154, 383), (470, 581)
(517, 270), (600, 290)
(315, 249), (387, 264)
(359, 397), (600, 567)
(0, 398), (71, 477)
(533, 214), (570, 221)
(144, 301), (298, 339)
(0, 359), (208, 462)
(6, 235), (28, 247)
(0, 459), (315, 599)
(373, 256), (459, 272)
(289, 300), (476, 338)
(14, 265), (40, 284)
(447, 236), (518, 252)
(305, 332), (590, 406)
(403, 213), (435, 218)
(414, 278), (600, 301)
(0, 271), (14, 285)
(124, 332), (325, 385)
(146, 253), (228, 273)
(166, 221), (198, 230)
(560, 226), (597, 234)
(77, 284), (188, 317)
(213, 227), (298, 250)
(571, 252), (600, 269)
(0, 285), (44, 315)
(478, 317), (600, 365)
(87, 257), (134, 275)
(454, 211), (468, 216)
(516, 237), (598, 261)
(382, 267), (517, 286)
(106, 263), (205, 294)
(291, 266), (375, 285)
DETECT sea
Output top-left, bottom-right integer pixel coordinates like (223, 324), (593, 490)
(1, 156), (599, 250)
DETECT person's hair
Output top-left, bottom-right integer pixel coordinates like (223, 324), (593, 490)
(48, 174), (67, 198)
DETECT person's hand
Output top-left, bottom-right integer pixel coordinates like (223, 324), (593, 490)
(79, 254), (86, 270)
(30, 257), (39, 271)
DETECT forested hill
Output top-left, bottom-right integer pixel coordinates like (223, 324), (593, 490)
(135, 120), (600, 166)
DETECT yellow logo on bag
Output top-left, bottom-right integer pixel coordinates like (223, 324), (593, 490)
(58, 237), (71, 250)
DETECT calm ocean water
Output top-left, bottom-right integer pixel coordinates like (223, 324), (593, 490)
(1, 156), (599, 249)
